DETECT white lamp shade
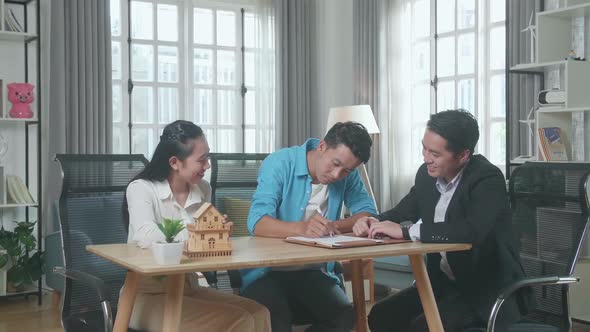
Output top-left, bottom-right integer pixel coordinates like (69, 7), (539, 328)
(327, 105), (380, 134)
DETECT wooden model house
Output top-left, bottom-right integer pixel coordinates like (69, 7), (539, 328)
(184, 202), (232, 258)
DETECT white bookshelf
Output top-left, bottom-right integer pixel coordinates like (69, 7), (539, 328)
(511, 2), (590, 162)
(0, 0), (42, 302)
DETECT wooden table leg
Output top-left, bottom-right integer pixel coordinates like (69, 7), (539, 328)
(351, 259), (367, 332)
(113, 271), (140, 332)
(409, 254), (444, 332)
(162, 273), (185, 332)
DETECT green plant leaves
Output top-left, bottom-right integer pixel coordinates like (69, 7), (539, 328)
(157, 218), (186, 243)
(0, 221), (43, 290)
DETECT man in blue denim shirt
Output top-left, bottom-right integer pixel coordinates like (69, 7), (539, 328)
(241, 122), (378, 332)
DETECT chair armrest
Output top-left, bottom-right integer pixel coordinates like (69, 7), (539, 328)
(486, 276), (579, 332)
(202, 271), (218, 288)
(53, 266), (110, 302)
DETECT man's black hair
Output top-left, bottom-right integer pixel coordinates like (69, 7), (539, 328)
(324, 121), (372, 163)
(427, 109), (479, 155)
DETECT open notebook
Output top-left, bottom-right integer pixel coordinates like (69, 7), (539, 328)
(285, 235), (410, 248)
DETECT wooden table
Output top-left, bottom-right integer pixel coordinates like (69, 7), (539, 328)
(87, 237), (471, 332)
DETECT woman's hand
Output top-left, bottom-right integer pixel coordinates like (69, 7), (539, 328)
(352, 216), (379, 237)
(367, 221), (403, 239)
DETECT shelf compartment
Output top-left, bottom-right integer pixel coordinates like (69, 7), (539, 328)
(536, 109), (590, 162)
(537, 3), (590, 63)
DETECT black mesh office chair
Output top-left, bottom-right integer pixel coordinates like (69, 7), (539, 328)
(202, 153), (268, 292)
(473, 162), (590, 332)
(53, 154), (148, 332)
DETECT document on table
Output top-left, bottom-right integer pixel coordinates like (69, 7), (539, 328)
(285, 235), (384, 248)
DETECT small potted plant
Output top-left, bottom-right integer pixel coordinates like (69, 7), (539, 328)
(152, 218), (186, 265)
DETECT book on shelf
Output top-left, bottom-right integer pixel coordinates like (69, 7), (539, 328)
(0, 166), (4, 204)
(5, 175), (34, 204)
(3, 6), (23, 33)
(0, 79), (3, 117)
(538, 127), (568, 161)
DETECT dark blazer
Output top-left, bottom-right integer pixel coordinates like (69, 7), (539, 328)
(378, 155), (532, 325)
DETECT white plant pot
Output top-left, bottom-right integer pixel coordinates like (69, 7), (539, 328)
(151, 241), (184, 265)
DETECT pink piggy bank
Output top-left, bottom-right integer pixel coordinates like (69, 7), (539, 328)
(7, 83), (35, 118)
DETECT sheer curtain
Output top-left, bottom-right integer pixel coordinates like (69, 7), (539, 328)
(354, 0), (418, 210)
(251, 0), (276, 153)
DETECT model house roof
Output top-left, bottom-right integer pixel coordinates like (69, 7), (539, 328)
(192, 202), (222, 219)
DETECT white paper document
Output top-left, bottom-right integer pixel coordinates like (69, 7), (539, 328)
(286, 235), (384, 246)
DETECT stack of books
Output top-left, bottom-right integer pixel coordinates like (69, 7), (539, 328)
(4, 8), (24, 33)
(5, 175), (34, 204)
(538, 127), (568, 161)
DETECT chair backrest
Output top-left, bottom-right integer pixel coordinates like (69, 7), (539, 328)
(209, 153), (269, 237)
(55, 154), (148, 326)
(509, 162), (590, 331)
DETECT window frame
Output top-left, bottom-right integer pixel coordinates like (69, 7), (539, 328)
(111, 0), (257, 157)
(428, 0), (506, 168)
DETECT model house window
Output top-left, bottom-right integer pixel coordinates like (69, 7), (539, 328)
(110, 0), (273, 157)
(410, 0), (505, 167)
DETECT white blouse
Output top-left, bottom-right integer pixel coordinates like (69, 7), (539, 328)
(126, 178), (211, 248)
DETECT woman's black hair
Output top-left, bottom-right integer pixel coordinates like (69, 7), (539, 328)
(123, 120), (205, 230)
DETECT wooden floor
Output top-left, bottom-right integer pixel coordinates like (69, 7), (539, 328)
(1, 290), (589, 332)
(0, 291), (62, 332)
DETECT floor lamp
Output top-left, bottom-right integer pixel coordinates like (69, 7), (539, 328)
(326, 105), (380, 212)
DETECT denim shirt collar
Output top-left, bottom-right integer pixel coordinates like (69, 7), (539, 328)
(294, 138), (320, 177)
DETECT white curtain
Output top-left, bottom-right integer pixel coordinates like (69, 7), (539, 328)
(354, 0), (417, 210)
(252, 0), (276, 153)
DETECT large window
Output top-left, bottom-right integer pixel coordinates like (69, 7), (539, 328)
(409, 0), (506, 168)
(110, 0), (269, 158)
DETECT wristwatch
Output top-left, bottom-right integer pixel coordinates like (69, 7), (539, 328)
(400, 223), (412, 240)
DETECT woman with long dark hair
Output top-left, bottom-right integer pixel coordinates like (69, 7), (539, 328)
(123, 120), (270, 331)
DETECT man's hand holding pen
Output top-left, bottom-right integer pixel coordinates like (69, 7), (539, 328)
(294, 208), (340, 238)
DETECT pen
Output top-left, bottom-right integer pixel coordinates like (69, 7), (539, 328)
(316, 208), (335, 237)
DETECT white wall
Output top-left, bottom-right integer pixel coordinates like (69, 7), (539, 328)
(311, 0), (354, 138)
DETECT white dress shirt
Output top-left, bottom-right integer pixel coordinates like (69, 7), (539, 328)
(126, 178), (211, 248)
(407, 167), (466, 281)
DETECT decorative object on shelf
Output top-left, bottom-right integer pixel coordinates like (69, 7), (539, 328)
(7, 83), (34, 119)
(518, 106), (537, 159)
(521, 11), (537, 63)
(152, 218), (186, 265)
(0, 221), (44, 292)
(538, 89), (565, 105)
(565, 49), (586, 61)
(185, 203), (232, 258)
(568, 49), (577, 60)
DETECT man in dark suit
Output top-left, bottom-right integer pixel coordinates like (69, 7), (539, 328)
(353, 109), (531, 332)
